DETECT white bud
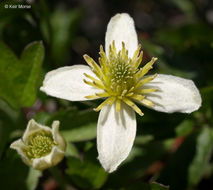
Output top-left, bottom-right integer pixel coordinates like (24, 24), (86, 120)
(10, 119), (66, 170)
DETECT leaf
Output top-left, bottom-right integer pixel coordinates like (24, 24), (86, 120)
(51, 9), (81, 65)
(26, 168), (42, 190)
(61, 122), (96, 142)
(66, 147), (108, 189)
(65, 143), (79, 158)
(155, 24), (213, 52)
(47, 109), (98, 142)
(188, 127), (213, 186)
(41, 8), (81, 65)
(199, 86), (213, 119)
(0, 41), (44, 108)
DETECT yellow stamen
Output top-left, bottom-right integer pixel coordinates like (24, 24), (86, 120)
(94, 97), (116, 111)
(116, 99), (121, 112)
(122, 97), (144, 116)
(131, 94), (145, 101)
(85, 95), (99, 99)
(141, 98), (154, 107)
(83, 73), (104, 87)
(135, 74), (157, 88)
(135, 57), (157, 79)
(134, 51), (143, 69)
(83, 79), (105, 90)
(135, 88), (158, 94)
(132, 44), (142, 63)
(95, 92), (109, 98)
(83, 55), (103, 78)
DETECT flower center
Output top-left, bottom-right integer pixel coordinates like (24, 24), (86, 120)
(109, 55), (135, 95)
(83, 41), (158, 116)
(23, 130), (56, 160)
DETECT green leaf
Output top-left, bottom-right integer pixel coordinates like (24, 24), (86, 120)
(65, 143), (79, 158)
(51, 9), (81, 65)
(66, 147), (108, 189)
(155, 24), (213, 52)
(199, 86), (213, 120)
(26, 168), (42, 190)
(188, 127), (213, 186)
(0, 41), (44, 108)
(47, 109), (98, 142)
(61, 122), (96, 142)
(41, 8), (81, 65)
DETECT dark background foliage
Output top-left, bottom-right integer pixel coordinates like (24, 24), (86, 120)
(0, 0), (213, 189)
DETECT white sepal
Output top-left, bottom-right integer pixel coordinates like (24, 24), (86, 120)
(32, 146), (65, 170)
(52, 121), (66, 151)
(105, 13), (138, 58)
(10, 139), (31, 166)
(23, 119), (51, 142)
(142, 74), (202, 113)
(97, 103), (136, 173)
(40, 65), (103, 101)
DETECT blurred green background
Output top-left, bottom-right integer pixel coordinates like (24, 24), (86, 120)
(0, 0), (213, 189)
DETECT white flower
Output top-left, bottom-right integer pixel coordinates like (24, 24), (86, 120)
(40, 13), (201, 172)
(10, 119), (66, 170)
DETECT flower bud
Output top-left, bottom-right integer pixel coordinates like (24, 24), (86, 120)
(10, 119), (66, 170)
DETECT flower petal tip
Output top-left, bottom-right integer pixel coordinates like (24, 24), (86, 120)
(98, 157), (118, 173)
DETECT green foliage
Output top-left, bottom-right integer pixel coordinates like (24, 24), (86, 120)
(155, 24), (213, 52)
(67, 146), (108, 189)
(46, 109), (98, 142)
(188, 127), (213, 186)
(0, 41), (44, 108)
(49, 9), (81, 65)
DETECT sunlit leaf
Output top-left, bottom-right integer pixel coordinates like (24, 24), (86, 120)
(0, 41), (44, 108)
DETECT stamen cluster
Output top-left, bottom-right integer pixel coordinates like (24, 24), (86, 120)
(83, 41), (158, 116)
(23, 130), (56, 159)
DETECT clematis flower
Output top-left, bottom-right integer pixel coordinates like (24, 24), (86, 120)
(10, 119), (66, 170)
(40, 13), (201, 172)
